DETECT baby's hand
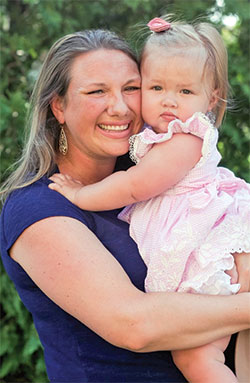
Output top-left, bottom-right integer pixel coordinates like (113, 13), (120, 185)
(49, 173), (83, 205)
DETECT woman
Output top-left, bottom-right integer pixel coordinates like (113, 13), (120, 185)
(0, 29), (249, 382)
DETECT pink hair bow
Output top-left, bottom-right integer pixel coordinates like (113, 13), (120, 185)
(147, 17), (171, 33)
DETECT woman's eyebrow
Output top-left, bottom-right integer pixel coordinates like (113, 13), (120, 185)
(124, 76), (141, 85)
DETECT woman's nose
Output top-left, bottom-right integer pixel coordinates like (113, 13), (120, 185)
(107, 94), (129, 116)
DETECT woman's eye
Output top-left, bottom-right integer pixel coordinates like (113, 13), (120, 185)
(125, 86), (141, 92)
(87, 89), (104, 95)
(181, 89), (192, 95)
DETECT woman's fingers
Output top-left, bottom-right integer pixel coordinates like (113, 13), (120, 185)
(233, 252), (250, 293)
(225, 264), (238, 285)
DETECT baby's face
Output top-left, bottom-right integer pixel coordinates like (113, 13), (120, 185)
(141, 47), (217, 133)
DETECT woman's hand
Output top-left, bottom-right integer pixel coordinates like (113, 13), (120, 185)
(233, 252), (250, 292)
(225, 263), (238, 285)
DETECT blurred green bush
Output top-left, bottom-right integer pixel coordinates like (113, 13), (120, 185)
(0, 0), (249, 381)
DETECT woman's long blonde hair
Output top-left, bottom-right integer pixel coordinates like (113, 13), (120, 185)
(1, 30), (138, 201)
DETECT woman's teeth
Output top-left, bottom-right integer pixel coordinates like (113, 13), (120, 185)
(99, 124), (129, 131)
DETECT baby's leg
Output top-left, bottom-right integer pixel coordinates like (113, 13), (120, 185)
(172, 336), (238, 383)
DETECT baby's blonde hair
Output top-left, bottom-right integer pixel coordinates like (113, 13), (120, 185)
(141, 15), (229, 127)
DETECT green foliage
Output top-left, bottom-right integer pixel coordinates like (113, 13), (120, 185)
(0, 0), (249, 381)
(0, 262), (48, 382)
(216, 0), (250, 181)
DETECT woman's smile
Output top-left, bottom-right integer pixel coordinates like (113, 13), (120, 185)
(98, 123), (129, 131)
(52, 49), (142, 161)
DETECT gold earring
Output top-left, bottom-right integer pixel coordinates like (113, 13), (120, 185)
(59, 126), (68, 155)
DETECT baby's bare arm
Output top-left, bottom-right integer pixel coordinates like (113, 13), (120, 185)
(49, 133), (202, 211)
(49, 174), (84, 205)
(49, 170), (138, 210)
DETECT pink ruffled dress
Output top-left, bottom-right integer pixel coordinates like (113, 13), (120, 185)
(119, 113), (250, 295)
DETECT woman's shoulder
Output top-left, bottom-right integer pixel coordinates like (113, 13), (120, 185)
(0, 175), (94, 251)
(3, 175), (86, 220)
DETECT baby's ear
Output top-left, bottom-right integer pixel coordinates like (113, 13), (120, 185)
(50, 96), (65, 124)
(208, 89), (219, 111)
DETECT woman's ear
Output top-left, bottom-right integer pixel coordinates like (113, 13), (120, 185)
(208, 89), (219, 111)
(50, 96), (65, 124)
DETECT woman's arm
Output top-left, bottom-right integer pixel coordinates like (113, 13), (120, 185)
(49, 133), (202, 210)
(11, 216), (250, 352)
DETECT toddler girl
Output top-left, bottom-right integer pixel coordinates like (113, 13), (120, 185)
(49, 16), (250, 382)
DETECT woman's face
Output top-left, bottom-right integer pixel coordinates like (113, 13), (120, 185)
(52, 49), (142, 161)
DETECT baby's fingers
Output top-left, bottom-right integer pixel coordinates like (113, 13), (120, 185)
(48, 182), (63, 192)
(49, 173), (68, 183)
(49, 173), (82, 186)
(48, 174), (69, 189)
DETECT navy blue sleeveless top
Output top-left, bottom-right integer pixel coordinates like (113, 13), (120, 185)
(0, 175), (185, 382)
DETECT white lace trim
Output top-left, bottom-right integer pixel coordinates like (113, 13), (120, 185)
(157, 212), (250, 295)
(146, 236), (250, 295)
(129, 134), (140, 164)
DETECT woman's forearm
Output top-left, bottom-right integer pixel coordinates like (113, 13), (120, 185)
(12, 216), (250, 354)
(125, 291), (250, 352)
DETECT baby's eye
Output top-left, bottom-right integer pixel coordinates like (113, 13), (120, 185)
(181, 89), (192, 95)
(152, 86), (162, 91)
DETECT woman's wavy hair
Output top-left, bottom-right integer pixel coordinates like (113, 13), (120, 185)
(141, 14), (229, 128)
(1, 29), (138, 201)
